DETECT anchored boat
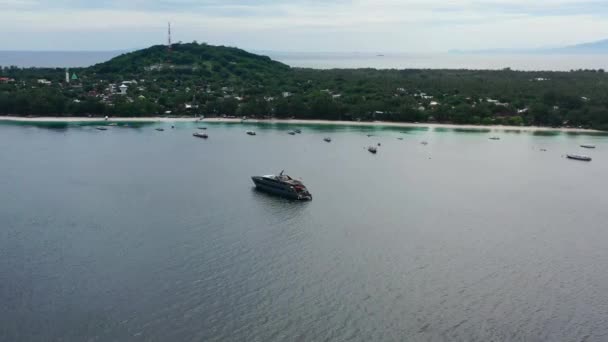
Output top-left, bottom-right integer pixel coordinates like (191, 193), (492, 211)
(581, 144), (596, 149)
(193, 132), (208, 139)
(368, 146), (378, 154)
(567, 154), (592, 161)
(246, 131), (257, 136)
(324, 137), (332, 142)
(251, 171), (312, 200)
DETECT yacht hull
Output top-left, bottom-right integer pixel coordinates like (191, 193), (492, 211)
(251, 177), (312, 200)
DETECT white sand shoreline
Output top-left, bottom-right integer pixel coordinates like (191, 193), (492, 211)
(0, 116), (601, 133)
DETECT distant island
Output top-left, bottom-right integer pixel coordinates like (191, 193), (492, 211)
(1, 42), (608, 130)
(450, 38), (608, 55)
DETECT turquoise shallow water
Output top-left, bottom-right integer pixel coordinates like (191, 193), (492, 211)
(1, 122), (608, 341)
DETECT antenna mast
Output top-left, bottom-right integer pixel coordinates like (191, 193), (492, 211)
(167, 22), (172, 51)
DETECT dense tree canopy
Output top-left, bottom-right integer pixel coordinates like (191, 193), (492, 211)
(2, 43), (608, 130)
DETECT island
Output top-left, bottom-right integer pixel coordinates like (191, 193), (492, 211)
(1, 42), (607, 130)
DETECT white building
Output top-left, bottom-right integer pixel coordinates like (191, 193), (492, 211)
(119, 84), (128, 95)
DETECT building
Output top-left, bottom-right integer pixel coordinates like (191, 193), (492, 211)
(119, 84), (128, 95)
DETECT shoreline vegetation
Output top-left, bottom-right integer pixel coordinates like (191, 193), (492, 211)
(0, 116), (600, 133)
(3, 43), (608, 131)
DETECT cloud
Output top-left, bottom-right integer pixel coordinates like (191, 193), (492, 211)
(0, 0), (607, 51)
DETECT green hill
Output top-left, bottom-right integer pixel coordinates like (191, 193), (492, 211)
(89, 42), (290, 79)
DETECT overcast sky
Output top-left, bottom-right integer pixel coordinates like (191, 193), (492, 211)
(1, 0), (607, 52)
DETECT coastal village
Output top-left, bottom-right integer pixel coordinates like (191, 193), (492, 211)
(1, 43), (607, 130)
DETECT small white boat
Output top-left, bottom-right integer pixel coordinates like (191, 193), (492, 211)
(96, 126), (108, 131)
(581, 144), (596, 149)
(246, 131), (257, 136)
(198, 127), (207, 130)
(324, 137), (331, 142)
(489, 137), (500, 140)
(108, 123), (118, 126)
(155, 128), (165, 132)
(567, 154), (592, 161)
(368, 146), (377, 154)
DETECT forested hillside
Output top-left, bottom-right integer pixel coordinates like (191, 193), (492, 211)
(1, 42), (608, 129)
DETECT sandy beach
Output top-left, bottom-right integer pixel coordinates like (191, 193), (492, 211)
(0, 116), (200, 123)
(204, 118), (601, 133)
(0, 116), (601, 133)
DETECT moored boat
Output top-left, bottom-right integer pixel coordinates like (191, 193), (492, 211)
(567, 154), (592, 161)
(581, 144), (596, 149)
(288, 131), (296, 135)
(294, 129), (302, 134)
(246, 130), (257, 136)
(324, 137), (332, 142)
(198, 127), (207, 130)
(193, 132), (208, 139)
(368, 146), (377, 154)
(155, 128), (165, 131)
(489, 136), (500, 140)
(96, 126), (108, 131)
(251, 171), (312, 200)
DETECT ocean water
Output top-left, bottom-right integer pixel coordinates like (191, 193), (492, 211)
(267, 52), (608, 71)
(1, 122), (608, 341)
(2, 50), (608, 71)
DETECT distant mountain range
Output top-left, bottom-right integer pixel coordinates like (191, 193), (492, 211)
(450, 39), (608, 54)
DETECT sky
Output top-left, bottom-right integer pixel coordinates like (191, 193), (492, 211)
(1, 0), (608, 52)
